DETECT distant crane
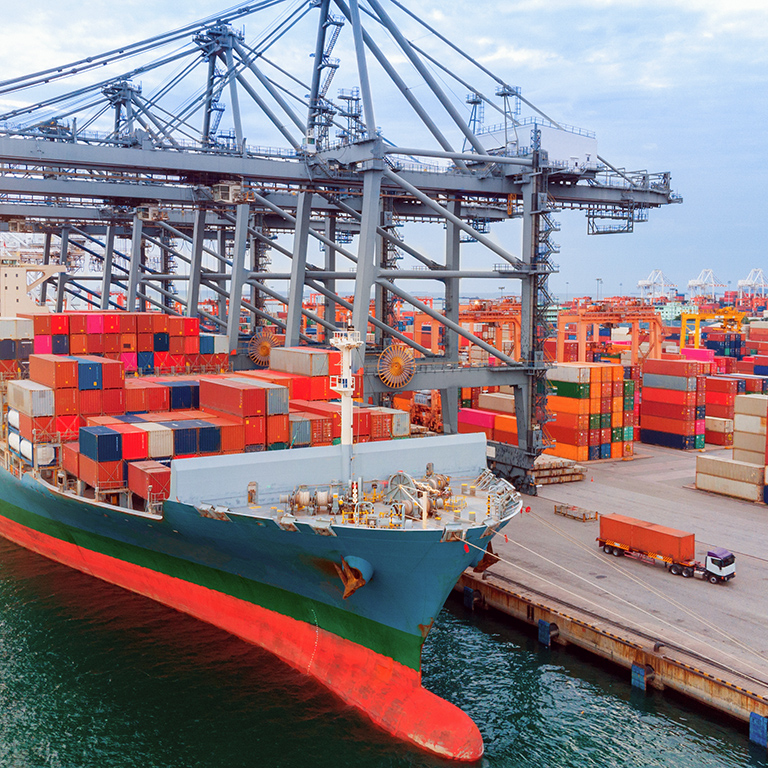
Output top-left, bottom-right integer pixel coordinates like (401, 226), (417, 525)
(737, 268), (768, 298)
(688, 269), (725, 299)
(637, 269), (677, 301)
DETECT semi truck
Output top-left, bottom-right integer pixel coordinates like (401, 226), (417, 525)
(597, 513), (735, 583)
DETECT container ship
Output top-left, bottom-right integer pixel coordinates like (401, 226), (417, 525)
(0, 315), (521, 761)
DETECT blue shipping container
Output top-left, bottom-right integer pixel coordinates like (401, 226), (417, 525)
(15, 339), (32, 361)
(52, 335), (69, 355)
(74, 358), (103, 391)
(639, 429), (695, 450)
(0, 339), (16, 360)
(161, 381), (200, 410)
(153, 333), (170, 352)
(137, 351), (154, 374)
(79, 426), (122, 462)
(163, 420), (199, 455)
(186, 419), (221, 454)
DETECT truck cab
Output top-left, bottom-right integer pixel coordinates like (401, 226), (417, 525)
(704, 547), (736, 583)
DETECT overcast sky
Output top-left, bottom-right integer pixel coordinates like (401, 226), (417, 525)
(1, 0), (766, 300)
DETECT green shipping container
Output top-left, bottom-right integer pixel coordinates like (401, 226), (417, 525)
(600, 413), (611, 429)
(694, 434), (705, 449)
(624, 380), (635, 396)
(548, 380), (590, 399)
(589, 413), (601, 429)
(623, 426), (634, 442)
(611, 427), (623, 443)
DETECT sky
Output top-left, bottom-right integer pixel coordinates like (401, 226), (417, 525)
(1, 0), (767, 301)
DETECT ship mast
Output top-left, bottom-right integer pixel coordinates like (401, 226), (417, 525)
(330, 328), (362, 485)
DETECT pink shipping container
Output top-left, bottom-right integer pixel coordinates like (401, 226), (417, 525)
(457, 408), (496, 428)
(33, 335), (53, 354)
(121, 352), (138, 372)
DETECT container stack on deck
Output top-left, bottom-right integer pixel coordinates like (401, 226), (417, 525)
(695, 394), (768, 502)
(2, 318), (411, 508)
(639, 359), (706, 450)
(542, 362), (635, 462)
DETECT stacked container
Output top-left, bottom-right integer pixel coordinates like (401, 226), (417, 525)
(0, 316), (33, 377)
(639, 358), (705, 450)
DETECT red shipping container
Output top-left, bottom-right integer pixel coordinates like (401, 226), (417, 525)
(86, 416), (121, 426)
(120, 334), (137, 352)
(200, 378), (266, 418)
(111, 424), (148, 460)
(643, 359), (701, 378)
(18, 413), (56, 442)
(588, 428), (600, 446)
(600, 382), (612, 398)
(136, 314), (154, 334)
(705, 403), (735, 419)
(86, 334), (105, 354)
(137, 334), (154, 353)
(168, 354), (185, 370)
(56, 415), (81, 441)
(168, 316), (185, 337)
(169, 336), (185, 355)
(600, 398), (611, 414)
(641, 387), (696, 407)
(641, 401), (696, 421)
(640, 414), (695, 435)
(103, 334), (120, 354)
(26, 314), (52, 336)
(549, 412), (589, 430)
(68, 335), (87, 354)
(267, 413), (290, 444)
(705, 377), (739, 395)
(128, 460), (171, 500)
(79, 456), (124, 490)
(66, 314), (87, 334)
(119, 313), (137, 334)
(309, 376), (330, 401)
(102, 388), (126, 415)
(79, 389), (103, 417)
(599, 513), (695, 561)
(547, 424), (588, 446)
(101, 314), (119, 334)
(244, 415), (265, 446)
(183, 317), (200, 336)
(493, 429), (518, 446)
(184, 336), (200, 355)
(705, 391), (735, 406)
(612, 381), (624, 397)
(622, 410), (635, 426)
(152, 314), (169, 333)
(299, 412), (333, 445)
(30, 354), (78, 389)
(53, 387), (78, 416)
(457, 421), (493, 439)
(705, 430), (733, 446)
(368, 410), (392, 440)
(50, 314), (69, 335)
(62, 441), (80, 476)
(600, 427), (611, 444)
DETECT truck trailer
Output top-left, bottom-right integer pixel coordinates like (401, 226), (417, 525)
(597, 513), (735, 583)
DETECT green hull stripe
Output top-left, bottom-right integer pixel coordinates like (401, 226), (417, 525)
(0, 488), (422, 670)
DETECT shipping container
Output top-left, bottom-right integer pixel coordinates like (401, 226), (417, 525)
(109, 424), (149, 461)
(134, 423), (174, 458)
(7, 380), (55, 417)
(62, 441), (79, 476)
(695, 473), (763, 502)
(599, 513), (695, 561)
(79, 455), (124, 490)
(199, 377), (266, 417)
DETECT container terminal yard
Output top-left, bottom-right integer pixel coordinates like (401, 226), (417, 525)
(0, 0), (767, 760)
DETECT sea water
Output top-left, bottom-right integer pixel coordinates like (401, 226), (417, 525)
(0, 538), (764, 768)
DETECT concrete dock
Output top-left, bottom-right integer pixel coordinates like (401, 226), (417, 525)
(458, 443), (768, 748)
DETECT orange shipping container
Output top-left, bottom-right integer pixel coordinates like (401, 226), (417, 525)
(544, 442), (588, 461)
(547, 395), (590, 415)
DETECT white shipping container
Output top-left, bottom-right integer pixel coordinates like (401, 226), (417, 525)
(732, 431), (765, 453)
(704, 416), (733, 433)
(734, 394), (768, 417)
(733, 413), (766, 435)
(695, 472), (763, 503)
(732, 448), (765, 464)
(270, 347), (330, 377)
(7, 380), (55, 417)
(136, 423), (174, 458)
(499, 385), (516, 395)
(695, 455), (764, 484)
(0, 317), (33, 340)
(478, 392), (516, 414)
(545, 364), (589, 384)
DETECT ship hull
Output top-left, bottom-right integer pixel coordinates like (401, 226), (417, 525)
(0, 466), (489, 759)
